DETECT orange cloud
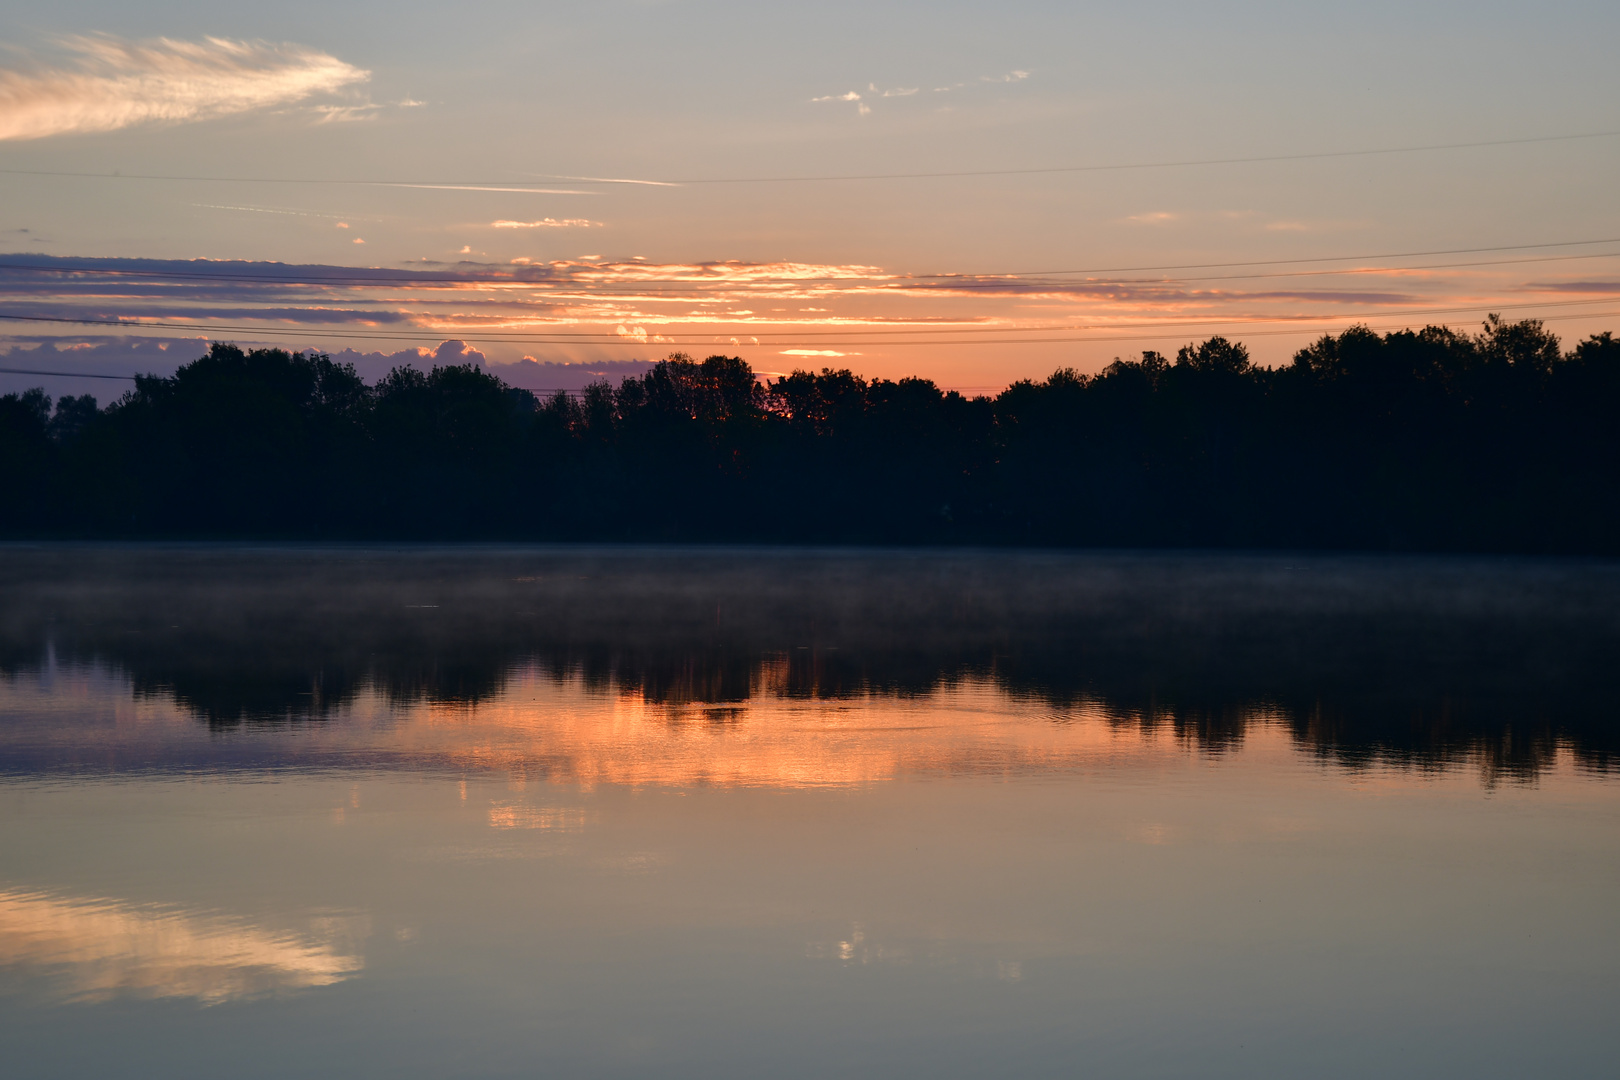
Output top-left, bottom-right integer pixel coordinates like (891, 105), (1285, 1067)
(491, 219), (601, 229)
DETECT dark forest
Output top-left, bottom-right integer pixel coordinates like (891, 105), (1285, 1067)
(3, 315), (1618, 551)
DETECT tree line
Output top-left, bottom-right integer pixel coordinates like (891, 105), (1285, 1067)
(3, 316), (1618, 550)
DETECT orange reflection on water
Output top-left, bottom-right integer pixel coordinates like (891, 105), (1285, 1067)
(390, 664), (1197, 791)
(487, 804), (588, 830)
(0, 663), (1266, 790)
(0, 889), (364, 1005)
(10, 661), (1597, 791)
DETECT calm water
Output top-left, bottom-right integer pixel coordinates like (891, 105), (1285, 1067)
(0, 545), (1616, 1078)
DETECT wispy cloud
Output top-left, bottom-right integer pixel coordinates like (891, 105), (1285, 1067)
(816, 71), (1028, 115)
(934, 70), (1031, 92)
(524, 174), (679, 188)
(0, 35), (369, 141)
(491, 219), (602, 229)
(811, 83), (919, 116)
(310, 103), (382, 124)
(192, 203), (353, 221)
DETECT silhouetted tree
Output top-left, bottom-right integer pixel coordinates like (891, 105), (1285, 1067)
(0, 388), (52, 531)
(5, 318), (1620, 550)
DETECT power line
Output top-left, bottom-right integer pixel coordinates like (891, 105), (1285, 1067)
(0, 368), (585, 392)
(1142, 249), (1620, 285)
(3, 296), (1616, 346)
(0, 365), (135, 380)
(624, 130), (1620, 184)
(0, 170), (595, 194)
(4, 237), (1620, 292)
(986, 238), (1620, 279)
(2, 129), (1616, 190)
(772, 248), (1620, 290)
(919, 307), (1620, 348)
(0, 364), (606, 393)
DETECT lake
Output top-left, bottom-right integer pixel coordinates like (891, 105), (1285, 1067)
(0, 545), (1616, 1078)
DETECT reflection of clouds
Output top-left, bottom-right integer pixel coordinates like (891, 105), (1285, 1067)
(809, 929), (1033, 984)
(1130, 822), (1173, 845)
(806, 925), (906, 965)
(807, 927), (1032, 981)
(488, 804), (587, 831)
(0, 889), (364, 1005)
(590, 852), (671, 874)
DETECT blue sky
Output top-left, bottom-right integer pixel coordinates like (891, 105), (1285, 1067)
(3, 1), (1618, 393)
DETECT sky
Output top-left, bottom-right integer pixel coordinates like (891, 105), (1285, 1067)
(3, 0), (1619, 397)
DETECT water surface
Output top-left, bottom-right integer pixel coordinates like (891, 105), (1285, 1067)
(1, 546), (1616, 1077)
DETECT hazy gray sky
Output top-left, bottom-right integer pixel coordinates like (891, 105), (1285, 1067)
(3, 0), (1618, 389)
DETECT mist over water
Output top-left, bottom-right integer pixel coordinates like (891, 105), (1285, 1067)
(1, 546), (1616, 1077)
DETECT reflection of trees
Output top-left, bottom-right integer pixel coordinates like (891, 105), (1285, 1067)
(2, 547), (1615, 781)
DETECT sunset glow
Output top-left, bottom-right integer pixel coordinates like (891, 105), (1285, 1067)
(3, 8), (1618, 1073)
(8, 248), (1618, 391)
(2, 6), (1616, 393)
